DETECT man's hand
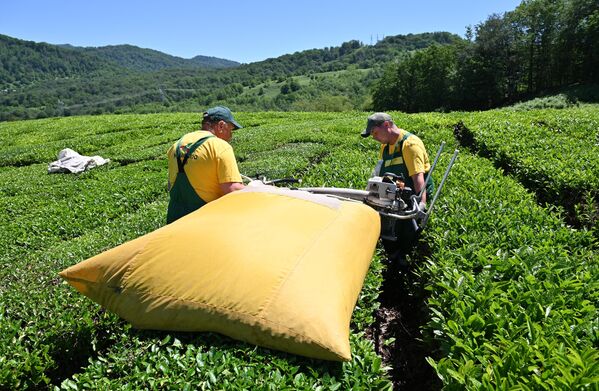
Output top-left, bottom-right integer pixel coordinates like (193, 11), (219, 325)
(220, 181), (244, 195)
(418, 201), (427, 211)
(247, 179), (266, 187)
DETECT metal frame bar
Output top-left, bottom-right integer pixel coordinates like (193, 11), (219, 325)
(419, 149), (459, 230)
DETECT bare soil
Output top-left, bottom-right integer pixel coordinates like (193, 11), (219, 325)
(366, 242), (441, 390)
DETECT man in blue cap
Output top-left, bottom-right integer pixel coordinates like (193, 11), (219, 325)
(361, 112), (434, 266)
(166, 106), (244, 224)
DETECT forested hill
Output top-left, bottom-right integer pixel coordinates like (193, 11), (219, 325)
(60, 44), (240, 72)
(0, 34), (124, 89)
(0, 34), (240, 90)
(0, 31), (461, 120)
(240, 32), (461, 77)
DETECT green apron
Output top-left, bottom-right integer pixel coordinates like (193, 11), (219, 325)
(379, 132), (435, 196)
(166, 135), (214, 224)
(379, 132), (435, 248)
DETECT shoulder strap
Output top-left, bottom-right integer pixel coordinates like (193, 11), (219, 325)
(175, 135), (214, 173)
(383, 131), (412, 160)
(382, 144), (390, 160)
(398, 131), (412, 156)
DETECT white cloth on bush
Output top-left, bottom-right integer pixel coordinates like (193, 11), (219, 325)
(48, 148), (110, 174)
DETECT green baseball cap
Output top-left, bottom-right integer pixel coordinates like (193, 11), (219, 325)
(361, 112), (392, 137)
(203, 106), (243, 129)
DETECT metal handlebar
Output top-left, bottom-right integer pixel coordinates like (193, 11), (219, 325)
(418, 148), (459, 230)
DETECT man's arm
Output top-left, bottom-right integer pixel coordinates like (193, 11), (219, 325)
(215, 142), (245, 196)
(219, 181), (244, 195)
(411, 172), (426, 204)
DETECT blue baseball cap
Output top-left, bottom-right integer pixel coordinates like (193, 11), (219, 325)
(361, 112), (392, 137)
(203, 106), (242, 129)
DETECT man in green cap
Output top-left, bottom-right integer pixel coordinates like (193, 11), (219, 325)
(166, 106), (244, 224)
(361, 112), (434, 265)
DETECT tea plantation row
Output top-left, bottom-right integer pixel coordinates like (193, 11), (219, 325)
(0, 109), (597, 389)
(455, 107), (599, 237)
(403, 113), (598, 389)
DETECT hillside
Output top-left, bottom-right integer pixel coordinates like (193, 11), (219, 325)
(0, 34), (123, 89)
(0, 32), (461, 121)
(240, 32), (460, 76)
(0, 34), (240, 91)
(62, 44), (240, 71)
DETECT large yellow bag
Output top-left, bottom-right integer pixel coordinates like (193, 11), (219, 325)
(59, 186), (380, 361)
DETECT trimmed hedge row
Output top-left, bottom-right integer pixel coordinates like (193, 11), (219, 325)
(455, 107), (599, 236)
(401, 112), (599, 389)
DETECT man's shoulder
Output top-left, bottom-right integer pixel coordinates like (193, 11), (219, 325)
(179, 131), (226, 146)
(201, 136), (234, 158)
(207, 135), (231, 148)
(400, 130), (423, 146)
(188, 130), (217, 142)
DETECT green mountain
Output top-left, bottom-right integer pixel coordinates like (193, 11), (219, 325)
(239, 32), (461, 77)
(61, 44), (240, 71)
(0, 32), (461, 120)
(0, 34), (240, 91)
(189, 54), (240, 69)
(0, 34), (123, 89)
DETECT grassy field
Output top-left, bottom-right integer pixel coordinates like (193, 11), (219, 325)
(0, 108), (597, 389)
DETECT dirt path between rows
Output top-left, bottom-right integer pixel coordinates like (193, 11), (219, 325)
(367, 242), (441, 390)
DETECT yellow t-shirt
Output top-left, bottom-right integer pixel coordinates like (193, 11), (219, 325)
(167, 131), (242, 203)
(378, 129), (430, 177)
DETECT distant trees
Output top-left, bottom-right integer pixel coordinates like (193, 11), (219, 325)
(373, 45), (459, 112)
(372, 0), (599, 112)
(280, 78), (301, 94)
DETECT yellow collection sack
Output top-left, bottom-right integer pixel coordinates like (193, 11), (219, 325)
(59, 186), (380, 361)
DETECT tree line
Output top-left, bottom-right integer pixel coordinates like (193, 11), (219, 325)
(372, 0), (599, 112)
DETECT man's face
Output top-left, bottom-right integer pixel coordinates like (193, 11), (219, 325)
(369, 121), (389, 144)
(216, 120), (236, 142)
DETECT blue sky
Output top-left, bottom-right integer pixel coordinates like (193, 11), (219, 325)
(2, 0), (522, 64)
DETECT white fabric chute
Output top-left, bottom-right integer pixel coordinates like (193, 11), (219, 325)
(48, 148), (110, 174)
